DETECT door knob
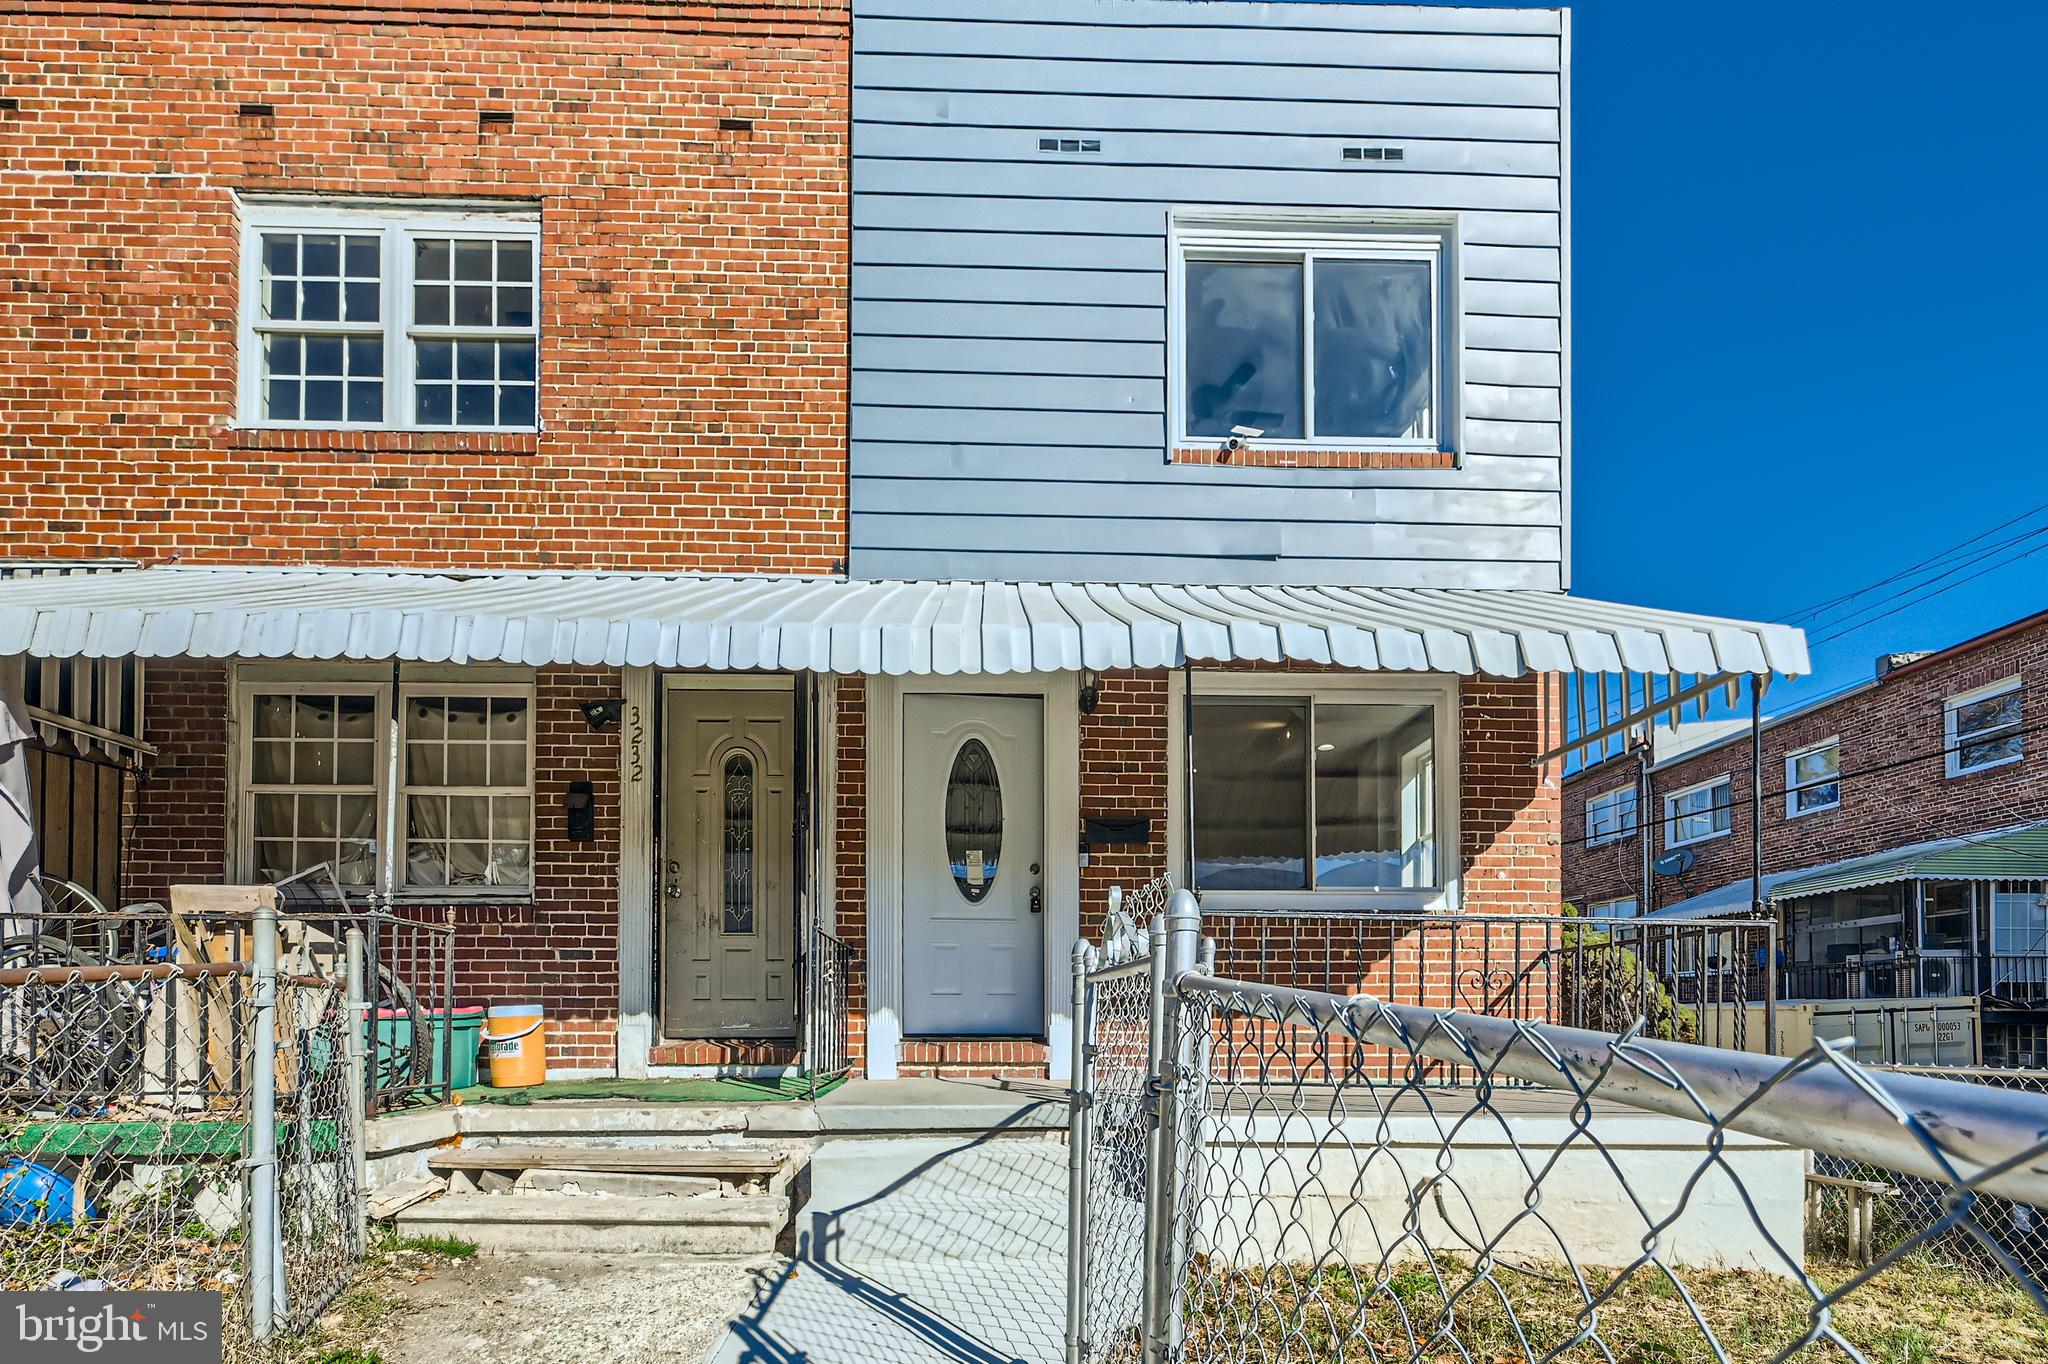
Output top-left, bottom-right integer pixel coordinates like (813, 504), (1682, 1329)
(1029, 886), (1043, 915)
(666, 882), (681, 899)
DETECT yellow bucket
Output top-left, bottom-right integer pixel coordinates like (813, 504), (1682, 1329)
(484, 1003), (546, 1087)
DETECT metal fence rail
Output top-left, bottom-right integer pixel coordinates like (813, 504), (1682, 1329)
(1, 906), (365, 1357)
(802, 922), (856, 1096)
(1068, 891), (2048, 1364)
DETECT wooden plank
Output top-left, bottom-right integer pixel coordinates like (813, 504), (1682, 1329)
(854, 89), (1561, 144)
(857, 16), (1564, 71)
(851, 444), (1560, 491)
(853, 123), (1562, 177)
(849, 545), (1564, 590)
(854, 155), (1561, 214)
(853, 195), (1560, 247)
(427, 1145), (787, 1175)
(859, 0), (1564, 38)
(369, 1175), (447, 1220)
(851, 477), (1560, 526)
(855, 54), (1561, 109)
(854, 263), (1163, 308)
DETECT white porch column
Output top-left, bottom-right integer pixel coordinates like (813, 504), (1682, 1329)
(864, 675), (903, 1079)
(615, 665), (656, 1078)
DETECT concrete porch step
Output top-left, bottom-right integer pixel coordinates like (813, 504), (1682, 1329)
(394, 1190), (789, 1257)
(428, 1144), (787, 1176)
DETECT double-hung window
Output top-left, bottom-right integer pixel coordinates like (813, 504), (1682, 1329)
(1784, 740), (1841, 817)
(1945, 677), (2023, 777)
(1588, 897), (1640, 921)
(1585, 785), (1638, 846)
(1187, 678), (1454, 905)
(239, 198), (540, 431)
(239, 676), (535, 897)
(1663, 776), (1732, 847)
(1172, 219), (1448, 450)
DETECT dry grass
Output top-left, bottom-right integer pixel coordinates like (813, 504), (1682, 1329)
(1177, 1251), (2046, 1364)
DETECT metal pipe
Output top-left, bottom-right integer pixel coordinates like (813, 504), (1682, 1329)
(1137, 917), (1170, 1363)
(344, 926), (369, 1259)
(1146, 891), (1204, 1364)
(1176, 970), (2048, 1206)
(0, 961), (247, 987)
(1065, 940), (1096, 1364)
(248, 902), (280, 1342)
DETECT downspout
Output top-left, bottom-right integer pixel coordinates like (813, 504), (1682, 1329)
(1182, 658), (1196, 892)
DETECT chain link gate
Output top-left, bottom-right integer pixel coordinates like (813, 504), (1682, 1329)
(1068, 890), (2048, 1364)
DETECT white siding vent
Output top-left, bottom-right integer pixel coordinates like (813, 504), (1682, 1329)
(1342, 146), (1405, 162)
(1038, 137), (1102, 154)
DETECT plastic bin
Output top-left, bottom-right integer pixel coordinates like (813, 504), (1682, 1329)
(374, 1006), (486, 1092)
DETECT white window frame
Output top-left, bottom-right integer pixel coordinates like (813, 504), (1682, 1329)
(1167, 211), (1458, 454)
(1944, 675), (2024, 778)
(230, 665), (537, 901)
(1585, 784), (1638, 846)
(1784, 738), (1842, 818)
(1167, 670), (1462, 914)
(1662, 775), (1733, 849)
(1588, 897), (1639, 921)
(397, 681), (539, 895)
(236, 196), (542, 433)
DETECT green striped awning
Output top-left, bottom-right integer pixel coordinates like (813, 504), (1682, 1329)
(1769, 821), (2048, 902)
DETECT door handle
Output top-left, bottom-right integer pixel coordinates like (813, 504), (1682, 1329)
(666, 882), (682, 899)
(1029, 886), (1043, 915)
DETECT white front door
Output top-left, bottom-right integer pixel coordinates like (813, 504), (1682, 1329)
(902, 694), (1045, 1036)
(661, 685), (794, 1038)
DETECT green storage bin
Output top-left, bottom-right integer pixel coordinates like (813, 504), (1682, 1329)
(375, 1006), (485, 1092)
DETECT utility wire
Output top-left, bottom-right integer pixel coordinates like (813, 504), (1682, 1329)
(1774, 499), (2048, 625)
(1809, 535), (2048, 647)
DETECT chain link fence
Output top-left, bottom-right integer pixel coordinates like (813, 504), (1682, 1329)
(1, 904), (366, 1358)
(1069, 891), (2048, 1364)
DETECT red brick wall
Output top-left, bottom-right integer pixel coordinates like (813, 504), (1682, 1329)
(128, 661), (233, 902)
(1562, 615), (2048, 913)
(0, 0), (847, 573)
(833, 668), (1564, 1074)
(832, 674), (868, 1067)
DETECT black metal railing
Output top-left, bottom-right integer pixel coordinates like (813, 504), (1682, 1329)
(1201, 908), (1780, 1067)
(1775, 952), (2048, 1005)
(800, 921), (856, 1096)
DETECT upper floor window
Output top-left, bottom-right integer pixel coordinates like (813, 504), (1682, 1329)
(1587, 897), (1640, 921)
(1171, 219), (1447, 451)
(1785, 740), (1841, 817)
(1945, 677), (2023, 777)
(1585, 784), (1638, 846)
(238, 198), (540, 432)
(1663, 776), (1732, 848)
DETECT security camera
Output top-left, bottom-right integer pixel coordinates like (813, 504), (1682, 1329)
(1223, 424), (1264, 456)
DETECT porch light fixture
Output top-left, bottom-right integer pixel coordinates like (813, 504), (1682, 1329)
(580, 698), (623, 731)
(1079, 670), (1100, 716)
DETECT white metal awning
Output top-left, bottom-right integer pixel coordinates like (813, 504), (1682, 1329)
(0, 569), (1810, 678)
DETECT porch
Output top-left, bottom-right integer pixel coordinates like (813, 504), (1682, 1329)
(0, 567), (1805, 1086)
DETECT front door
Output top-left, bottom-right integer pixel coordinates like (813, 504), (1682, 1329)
(902, 694), (1045, 1036)
(661, 685), (794, 1038)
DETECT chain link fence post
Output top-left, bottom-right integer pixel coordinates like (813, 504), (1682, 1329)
(247, 901), (280, 1344)
(1142, 891), (1203, 1364)
(1065, 939), (1097, 1364)
(344, 925), (370, 1258)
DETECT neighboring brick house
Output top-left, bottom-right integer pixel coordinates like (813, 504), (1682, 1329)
(1562, 610), (2048, 1065)
(3, 0), (1802, 1085)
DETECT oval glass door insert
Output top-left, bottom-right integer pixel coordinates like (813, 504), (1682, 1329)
(944, 737), (1003, 904)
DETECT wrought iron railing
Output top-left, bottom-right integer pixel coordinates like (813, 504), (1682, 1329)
(801, 921), (856, 1096)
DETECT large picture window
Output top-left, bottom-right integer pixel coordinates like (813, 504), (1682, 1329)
(1190, 684), (1446, 899)
(238, 675), (534, 898)
(239, 198), (540, 432)
(1172, 219), (1448, 451)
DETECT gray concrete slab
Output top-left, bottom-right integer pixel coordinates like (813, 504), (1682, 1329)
(813, 1077), (1067, 1133)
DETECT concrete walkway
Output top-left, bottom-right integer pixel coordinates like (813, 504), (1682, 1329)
(712, 1084), (1072, 1364)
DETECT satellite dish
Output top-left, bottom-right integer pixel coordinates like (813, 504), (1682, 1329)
(1653, 849), (1696, 878)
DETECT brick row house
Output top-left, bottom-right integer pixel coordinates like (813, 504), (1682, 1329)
(1561, 611), (2048, 1067)
(2, 0), (1804, 1083)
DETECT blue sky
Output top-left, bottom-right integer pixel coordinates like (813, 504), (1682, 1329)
(1492, 0), (2048, 710)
